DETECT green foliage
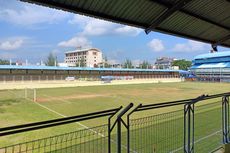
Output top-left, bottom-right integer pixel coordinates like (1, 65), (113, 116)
(80, 56), (86, 67)
(123, 59), (133, 69)
(45, 53), (57, 66)
(172, 59), (192, 70)
(104, 56), (111, 68)
(0, 59), (10, 65)
(140, 60), (151, 69)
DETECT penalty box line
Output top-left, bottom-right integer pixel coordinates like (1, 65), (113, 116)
(32, 100), (102, 134)
(32, 95), (136, 152)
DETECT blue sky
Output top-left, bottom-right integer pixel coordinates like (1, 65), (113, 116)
(0, 0), (229, 65)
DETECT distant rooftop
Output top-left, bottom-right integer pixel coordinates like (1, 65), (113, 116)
(194, 51), (230, 60)
(65, 48), (101, 54)
(0, 65), (182, 73)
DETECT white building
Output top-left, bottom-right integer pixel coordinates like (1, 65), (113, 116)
(64, 48), (103, 67)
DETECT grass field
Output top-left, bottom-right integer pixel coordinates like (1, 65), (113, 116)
(0, 82), (229, 152)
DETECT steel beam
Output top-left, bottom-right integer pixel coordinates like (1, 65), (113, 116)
(151, 0), (230, 31)
(145, 0), (192, 34)
(213, 34), (230, 46)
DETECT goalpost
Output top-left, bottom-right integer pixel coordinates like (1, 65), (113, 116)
(0, 88), (37, 102)
(24, 88), (37, 102)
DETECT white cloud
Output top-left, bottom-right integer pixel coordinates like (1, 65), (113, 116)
(108, 59), (121, 65)
(0, 4), (69, 26)
(172, 40), (208, 52)
(0, 38), (24, 50)
(82, 19), (113, 36)
(68, 15), (91, 25)
(114, 26), (141, 36)
(0, 52), (16, 59)
(68, 15), (142, 36)
(58, 36), (92, 48)
(147, 39), (165, 52)
(132, 59), (142, 66)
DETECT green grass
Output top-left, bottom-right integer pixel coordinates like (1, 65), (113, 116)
(0, 82), (229, 152)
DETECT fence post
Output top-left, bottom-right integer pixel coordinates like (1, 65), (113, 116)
(127, 104), (141, 153)
(222, 96), (229, 143)
(108, 106), (123, 153)
(184, 95), (207, 153)
(117, 103), (133, 153)
(184, 103), (195, 153)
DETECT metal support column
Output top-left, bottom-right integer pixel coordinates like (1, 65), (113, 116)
(184, 103), (195, 153)
(117, 103), (133, 153)
(222, 96), (229, 143)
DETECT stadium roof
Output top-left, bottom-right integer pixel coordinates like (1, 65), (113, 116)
(21, 0), (230, 48)
(191, 62), (230, 69)
(194, 51), (230, 59)
(0, 65), (182, 73)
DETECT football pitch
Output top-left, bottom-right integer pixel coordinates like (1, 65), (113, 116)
(0, 82), (229, 152)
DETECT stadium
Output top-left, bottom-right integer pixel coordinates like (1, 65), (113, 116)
(0, 0), (230, 153)
(0, 65), (181, 82)
(191, 51), (230, 82)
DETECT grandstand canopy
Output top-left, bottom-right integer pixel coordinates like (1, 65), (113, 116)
(21, 0), (230, 48)
(194, 51), (230, 59)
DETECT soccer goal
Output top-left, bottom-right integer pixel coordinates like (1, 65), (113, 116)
(24, 88), (37, 102)
(0, 88), (36, 102)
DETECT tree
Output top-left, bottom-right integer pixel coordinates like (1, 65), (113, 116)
(123, 59), (133, 69)
(104, 56), (111, 68)
(46, 53), (57, 66)
(79, 56), (86, 67)
(172, 59), (192, 70)
(0, 59), (10, 65)
(140, 60), (151, 69)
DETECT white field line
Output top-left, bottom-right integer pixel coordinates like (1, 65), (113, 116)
(35, 94), (136, 153)
(170, 129), (222, 153)
(4, 88), (138, 152)
(40, 94), (72, 104)
(32, 94), (135, 152)
(31, 100), (104, 137)
(8, 90), (102, 137)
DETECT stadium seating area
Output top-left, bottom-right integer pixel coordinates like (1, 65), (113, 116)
(0, 65), (180, 82)
(191, 51), (230, 82)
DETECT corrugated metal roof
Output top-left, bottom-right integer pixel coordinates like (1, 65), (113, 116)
(20, 0), (230, 48)
(191, 62), (230, 69)
(194, 51), (230, 59)
(0, 65), (180, 72)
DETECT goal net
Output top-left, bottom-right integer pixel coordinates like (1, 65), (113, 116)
(0, 88), (36, 103)
(25, 88), (37, 102)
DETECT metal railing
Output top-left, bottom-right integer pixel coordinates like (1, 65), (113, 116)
(1, 92), (230, 153)
(0, 107), (123, 153)
(125, 92), (230, 153)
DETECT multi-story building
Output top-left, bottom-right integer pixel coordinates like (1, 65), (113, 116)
(65, 48), (103, 67)
(191, 51), (230, 82)
(155, 57), (176, 69)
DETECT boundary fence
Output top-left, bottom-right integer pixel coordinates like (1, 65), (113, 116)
(0, 74), (180, 83)
(0, 92), (230, 153)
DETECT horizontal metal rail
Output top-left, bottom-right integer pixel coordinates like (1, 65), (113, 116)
(0, 106), (122, 137)
(135, 92), (230, 112)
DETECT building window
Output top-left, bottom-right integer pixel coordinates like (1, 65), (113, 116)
(93, 52), (97, 55)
